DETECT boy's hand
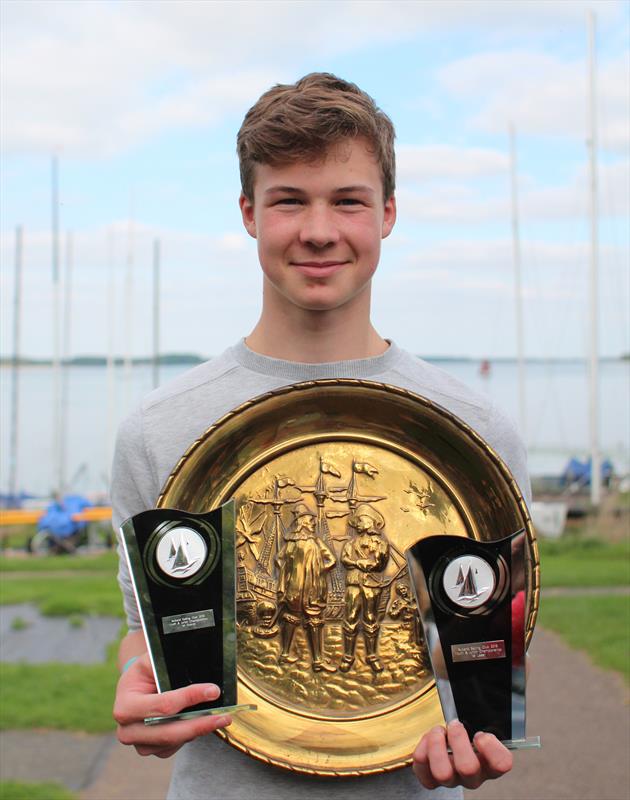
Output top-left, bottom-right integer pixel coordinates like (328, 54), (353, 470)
(413, 721), (512, 790)
(113, 653), (232, 758)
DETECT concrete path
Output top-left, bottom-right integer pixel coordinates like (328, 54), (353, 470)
(80, 741), (173, 800)
(86, 628), (628, 800)
(463, 628), (629, 800)
(0, 731), (113, 793)
(1, 627), (628, 800)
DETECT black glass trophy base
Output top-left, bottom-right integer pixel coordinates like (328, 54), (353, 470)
(407, 530), (540, 751)
(121, 502), (256, 725)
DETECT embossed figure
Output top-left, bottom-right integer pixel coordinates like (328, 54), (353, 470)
(252, 600), (279, 639)
(276, 503), (337, 672)
(339, 504), (390, 673)
(389, 581), (422, 649)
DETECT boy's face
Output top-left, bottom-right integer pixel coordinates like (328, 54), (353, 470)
(240, 137), (396, 315)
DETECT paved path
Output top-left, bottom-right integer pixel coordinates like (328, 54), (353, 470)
(79, 627), (630, 800)
(463, 628), (629, 800)
(1, 627), (628, 800)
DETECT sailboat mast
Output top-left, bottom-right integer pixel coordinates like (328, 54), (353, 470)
(59, 231), (73, 493)
(123, 204), (134, 414)
(509, 124), (527, 443)
(152, 238), (160, 389)
(51, 155), (62, 496)
(587, 11), (601, 507)
(105, 229), (116, 490)
(8, 226), (23, 499)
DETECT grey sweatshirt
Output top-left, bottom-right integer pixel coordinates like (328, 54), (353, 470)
(111, 339), (529, 800)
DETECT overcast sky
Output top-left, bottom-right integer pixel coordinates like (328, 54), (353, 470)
(1, 0), (628, 360)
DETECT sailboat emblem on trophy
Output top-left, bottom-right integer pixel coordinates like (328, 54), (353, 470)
(156, 526), (208, 579)
(443, 555), (496, 609)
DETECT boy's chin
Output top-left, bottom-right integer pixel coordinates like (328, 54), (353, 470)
(272, 282), (372, 314)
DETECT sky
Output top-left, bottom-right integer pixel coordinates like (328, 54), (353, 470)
(1, 0), (628, 360)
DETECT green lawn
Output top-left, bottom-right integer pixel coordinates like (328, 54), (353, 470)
(0, 661), (119, 733)
(0, 782), (76, 800)
(538, 536), (630, 588)
(0, 557), (124, 732)
(0, 551), (118, 573)
(0, 573), (123, 617)
(0, 631), (121, 734)
(539, 594), (630, 682)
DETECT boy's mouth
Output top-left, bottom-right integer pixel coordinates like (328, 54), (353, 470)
(291, 260), (349, 278)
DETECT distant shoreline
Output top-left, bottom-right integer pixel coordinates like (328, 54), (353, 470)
(0, 353), (628, 367)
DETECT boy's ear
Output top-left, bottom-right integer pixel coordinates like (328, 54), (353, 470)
(381, 194), (397, 239)
(239, 193), (257, 238)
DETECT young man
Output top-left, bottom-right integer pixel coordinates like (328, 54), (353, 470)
(112, 73), (528, 799)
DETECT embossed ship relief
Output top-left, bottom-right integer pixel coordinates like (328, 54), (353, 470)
(234, 452), (439, 716)
(157, 380), (539, 774)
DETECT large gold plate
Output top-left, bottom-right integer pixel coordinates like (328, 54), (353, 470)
(158, 380), (539, 776)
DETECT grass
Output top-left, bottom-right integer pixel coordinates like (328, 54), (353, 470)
(0, 550), (118, 573)
(0, 549), (125, 733)
(0, 573), (124, 617)
(539, 594), (630, 683)
(0, 525), (37, 551)
(538, 535), (630, 588)
(0, 637), (122, 733)
(0, 782), (77, 800)
(0, 523), (114, 555)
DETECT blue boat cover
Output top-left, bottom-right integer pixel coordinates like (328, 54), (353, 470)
(37, 494), (92, 538)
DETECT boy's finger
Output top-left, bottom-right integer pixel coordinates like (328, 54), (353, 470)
(426, 725), (457, 787)
(447, 720), (483, 789)
(114, 682), (221, 726)
(120, 713), (232, 752)
(412, 734), (439, 790)
(474, 732), (513, 779)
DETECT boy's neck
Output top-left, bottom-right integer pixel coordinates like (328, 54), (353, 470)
(246, 292), (389, 364)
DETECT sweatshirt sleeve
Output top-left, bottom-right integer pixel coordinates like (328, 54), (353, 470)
(111, 405), (158, 631)
(487, 401), (532, 509)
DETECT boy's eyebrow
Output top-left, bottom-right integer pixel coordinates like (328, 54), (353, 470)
(264, 184), (375, 195)
(334, 185), (375, 195)
(264, 186), (303, 194)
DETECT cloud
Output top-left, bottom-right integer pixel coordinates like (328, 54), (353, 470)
(438, 50), (630, 151)
(397, 158), (629, 224)
(0, 221), (259, 358)
(2, 0), (625, 156)
(2, 220), (626, 360)
(373, 236), (628, 357)
(397, 144), (509, 181)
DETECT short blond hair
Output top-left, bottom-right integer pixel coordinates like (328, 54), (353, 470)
(237, 72), (396, 201)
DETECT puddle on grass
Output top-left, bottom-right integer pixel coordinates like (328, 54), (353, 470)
(0, 604), (122, 664)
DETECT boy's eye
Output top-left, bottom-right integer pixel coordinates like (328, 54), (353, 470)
(275, 198), (302, 205)
(337, 198), (363, 206)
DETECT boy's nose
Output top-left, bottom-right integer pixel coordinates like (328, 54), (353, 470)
(298, 206), (340, 248)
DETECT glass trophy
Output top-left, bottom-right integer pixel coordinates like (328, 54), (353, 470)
(120, 501), (256, 725)
(406, 529), (540, 750)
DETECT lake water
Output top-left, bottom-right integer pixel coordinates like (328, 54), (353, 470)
(1, 358), (628, 498)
